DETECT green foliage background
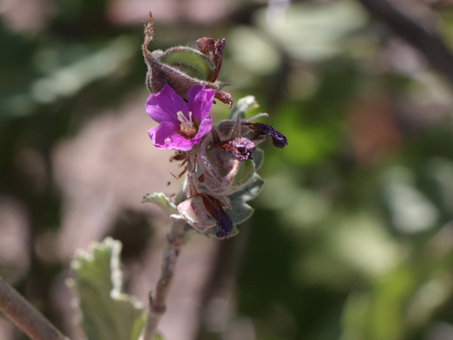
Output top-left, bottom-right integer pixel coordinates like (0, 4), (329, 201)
(1, 0), (453, 339)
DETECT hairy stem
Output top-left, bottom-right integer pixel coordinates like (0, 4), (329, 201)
(142, 218), (187, 340)
(0, 275), (70, 340)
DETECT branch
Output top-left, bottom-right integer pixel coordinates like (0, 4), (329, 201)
(357, 0), (453, 88)
(0, 275), (70, 340)
(142, 218), (187, 340)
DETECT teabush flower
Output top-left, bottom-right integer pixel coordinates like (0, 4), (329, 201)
(146, 84), (215, 151)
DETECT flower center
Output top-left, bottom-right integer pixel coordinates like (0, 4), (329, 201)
(177, 111), (197, 137)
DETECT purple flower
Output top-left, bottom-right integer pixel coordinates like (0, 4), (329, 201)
(146, 84), (215, 151)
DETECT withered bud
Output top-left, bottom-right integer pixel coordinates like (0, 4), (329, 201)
(201, 195), (233, 238)
(196, 37), (225, 83)
(177, 194), (233, 238)
(142, 12), (233, 107)
(216, 119), (253, 141)
(245, 122), (288, 148)
(217, 137), (255, 161)
(197, 136), (242, 194)
(177, 195), (217, 233)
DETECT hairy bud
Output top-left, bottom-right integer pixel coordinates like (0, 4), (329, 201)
(142, 12), (233, 107)
(177, 194), (233, 238)
(197, 135), (256, 196)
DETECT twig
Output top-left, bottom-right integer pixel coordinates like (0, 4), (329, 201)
(357, 0), (453, 88)
(142, 218), (187, 340)
(0, 275), (70, 340)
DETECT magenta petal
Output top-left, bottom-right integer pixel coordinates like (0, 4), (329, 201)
(195, 115), (213, 140)
(167, 134), (202, 151)
(145, 84), (188, 123)
(148, 121), (180, 149)
(187, 85), (215, 122)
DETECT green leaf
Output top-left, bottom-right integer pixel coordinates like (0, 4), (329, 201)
(228, 96), (259, 120)
(226, 201), (254, 226)
(252, 148), (264, 171)
(141, 192), (178, 215)
(229, 173), (265, 203)
(227, 173), (265, 225)
(225, 159), (255, 195)
(69, 238), (146, 340)
(211, 224), (239, 239)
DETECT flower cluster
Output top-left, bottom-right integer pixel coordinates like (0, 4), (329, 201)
(142, 13), (287, 238)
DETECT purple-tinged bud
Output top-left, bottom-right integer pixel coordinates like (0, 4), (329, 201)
(201, 195), (233, 238)
(177, 195), (217, 233)
(176, 194), (233, 238)
(217, 137), (255, 161)
(142, 12), (233, 107)
(197, 136), (255, 195)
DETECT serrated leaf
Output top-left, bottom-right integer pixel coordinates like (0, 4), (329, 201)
(228, 96), (259, 120)
(70, 237), (146, 340)
(141, 192), (178, 215)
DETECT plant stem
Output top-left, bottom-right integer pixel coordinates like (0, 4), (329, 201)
(0, 275), (70, 340)
(142, 218), (187, 340)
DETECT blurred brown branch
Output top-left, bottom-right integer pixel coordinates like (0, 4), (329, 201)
(142, 219), (187, 340)
(0, 275), (70, 340)
(357, 0), (453, 88)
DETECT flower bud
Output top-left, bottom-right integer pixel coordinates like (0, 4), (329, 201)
(177, 194), (233, 238)
(216, 118), (288, 149)
(177, 195), (217, 233)
(197, 136), (256, 195)
(142, 12), (232, 107)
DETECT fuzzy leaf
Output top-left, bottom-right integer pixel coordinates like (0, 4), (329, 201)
(69, 238), (146, 340)
(226, 201), (254, 226)
(141, 192), (178, 215)
(252, 147), (264, 171)
(228, 96), (259, 120)
(211, 224), (239, 239)
(224, 159), (255, 195)
(227, 173), (265, 225)
(229, 173), (265, 203)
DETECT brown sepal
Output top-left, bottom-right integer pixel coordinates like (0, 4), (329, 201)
(217, 137), (255, 162)
(197, 37), (225, 82)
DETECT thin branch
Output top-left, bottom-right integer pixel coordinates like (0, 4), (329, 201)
(0, 275), (70, 340)
(357, 0), (453, 88)
(142, 218), (187, 340)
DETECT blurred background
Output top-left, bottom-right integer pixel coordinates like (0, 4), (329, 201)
(1, 0), (453, 339)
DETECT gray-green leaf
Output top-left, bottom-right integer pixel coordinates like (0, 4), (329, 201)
(69, 237), (146, 340)
(227, 173), (265, 225)
(141, 192), (178, 215)
(228, 96), (259, 120)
